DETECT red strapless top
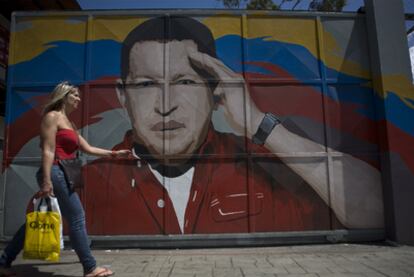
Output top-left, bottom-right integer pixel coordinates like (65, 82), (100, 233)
(55, 129), (79, 162)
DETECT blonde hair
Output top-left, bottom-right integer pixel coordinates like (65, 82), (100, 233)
(43, 81), (78, 115)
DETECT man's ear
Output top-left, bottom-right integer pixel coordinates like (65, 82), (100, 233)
(116, 78), (126, 107)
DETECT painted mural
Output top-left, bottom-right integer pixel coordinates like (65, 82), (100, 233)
(4, 13), (412, 236)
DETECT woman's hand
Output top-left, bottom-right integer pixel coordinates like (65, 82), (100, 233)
(40, 180), (54, 197)
(111, 149), (132, 158)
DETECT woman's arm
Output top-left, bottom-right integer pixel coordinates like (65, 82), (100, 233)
(40, 112), (59, 196)
(78, 135), (130, 158)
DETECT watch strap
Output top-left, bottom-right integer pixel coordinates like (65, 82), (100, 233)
(252, 113), (281, 145)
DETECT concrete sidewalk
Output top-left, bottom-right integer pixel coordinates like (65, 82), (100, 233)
(4, 243), (414, 276)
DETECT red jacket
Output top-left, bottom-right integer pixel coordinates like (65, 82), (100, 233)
(83, 129), (336, 235)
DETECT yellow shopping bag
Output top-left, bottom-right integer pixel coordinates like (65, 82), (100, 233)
(23, 197), (61, 261)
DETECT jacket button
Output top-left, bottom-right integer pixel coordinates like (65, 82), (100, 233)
(157, 199), (165, 208)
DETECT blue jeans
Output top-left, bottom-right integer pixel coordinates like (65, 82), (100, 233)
(0, 165), (96, 274)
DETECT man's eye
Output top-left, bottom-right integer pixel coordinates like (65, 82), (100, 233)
(176, 79), (196, 85)
(133, 81), (155, 87)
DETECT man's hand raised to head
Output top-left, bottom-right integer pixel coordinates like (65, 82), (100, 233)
(188, 50), (265, 137)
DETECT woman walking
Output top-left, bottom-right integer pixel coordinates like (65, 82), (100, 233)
(0, 82), (130, 277)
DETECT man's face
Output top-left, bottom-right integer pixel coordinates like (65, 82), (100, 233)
(121, 40), (214, 159)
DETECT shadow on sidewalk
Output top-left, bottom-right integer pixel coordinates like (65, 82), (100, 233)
(8, 261), (79, 277)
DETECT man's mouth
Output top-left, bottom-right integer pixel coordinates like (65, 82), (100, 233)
(151, 120), (185, 131)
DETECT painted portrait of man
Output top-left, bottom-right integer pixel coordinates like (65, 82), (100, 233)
(82, 16), (383, 235)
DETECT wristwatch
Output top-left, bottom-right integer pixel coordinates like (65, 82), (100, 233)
(252, 113), (281, 145)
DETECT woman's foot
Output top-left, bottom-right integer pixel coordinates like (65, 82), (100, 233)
(84, 267), (114, 277)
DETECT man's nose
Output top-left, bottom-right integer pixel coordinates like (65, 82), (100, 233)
(155, 105), (177, 116)
(154, 83), (178, 116)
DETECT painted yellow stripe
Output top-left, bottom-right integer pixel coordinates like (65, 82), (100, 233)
(11, 16), (150, 65)
(202, 14), (242, 38)
(91, 17), (148, 42)
(373, 75), (414, 108)
(204, 15), (371, 79)
(10, 15), (414, 106)
(11, 16), (87, 65)
(12, 15), (368, 79)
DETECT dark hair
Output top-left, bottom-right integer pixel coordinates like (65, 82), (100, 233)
(120, 16), (218, 84)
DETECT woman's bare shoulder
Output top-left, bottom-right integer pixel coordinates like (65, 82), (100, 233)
(42, 111), (61, 126)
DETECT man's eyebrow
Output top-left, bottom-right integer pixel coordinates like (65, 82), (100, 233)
(170, 74), (185, 81)
(170, 73), (200, 82)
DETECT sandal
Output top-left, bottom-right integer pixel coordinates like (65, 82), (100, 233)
(84, 267), (114, 277)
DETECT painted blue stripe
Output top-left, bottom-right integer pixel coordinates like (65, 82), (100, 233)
(6, 36), (414, 137)
(6, 88), (50, 124)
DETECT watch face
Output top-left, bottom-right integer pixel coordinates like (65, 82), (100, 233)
(262, 115), (276, 133)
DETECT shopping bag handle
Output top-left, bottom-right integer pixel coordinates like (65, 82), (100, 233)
(37, 197), (53, 212)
